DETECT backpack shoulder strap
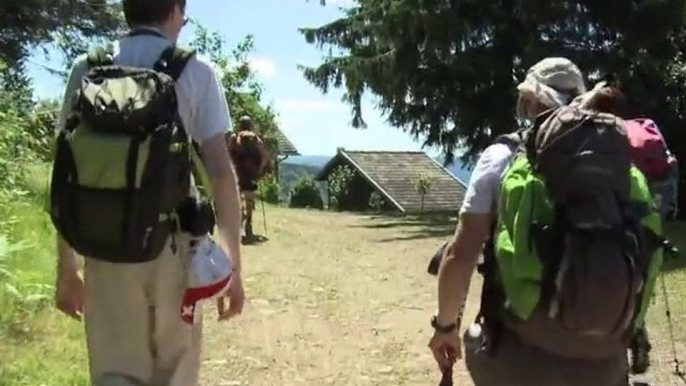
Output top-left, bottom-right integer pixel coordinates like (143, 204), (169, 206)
(154, 45), (196, 81)
(493, 127), (530, 151)
(86, 46), (114, 68)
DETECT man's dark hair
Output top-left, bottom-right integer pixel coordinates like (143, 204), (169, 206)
(123, 0), (186, 28)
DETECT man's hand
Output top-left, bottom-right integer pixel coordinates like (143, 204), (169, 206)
(428, 330), (462, 371)
(55, 271), (84, 321)
(218, 273), (245, 321)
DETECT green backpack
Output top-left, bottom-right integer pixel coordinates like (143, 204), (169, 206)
(477, 106), (666, 360)
(49, 45), (197, 264)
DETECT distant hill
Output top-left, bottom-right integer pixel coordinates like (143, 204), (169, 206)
(279, 162), (322, 186)
(283, 155), (331, 168)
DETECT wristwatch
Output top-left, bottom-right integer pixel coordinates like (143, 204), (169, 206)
(431, 315), (457, 333)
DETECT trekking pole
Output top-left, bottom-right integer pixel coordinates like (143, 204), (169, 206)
(659, 271), (686, 383)
(259, 186), (268, 237)
(261, 198), (267, 236)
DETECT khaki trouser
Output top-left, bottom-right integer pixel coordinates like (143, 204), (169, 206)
(464, 328), (630, 386)
(83, 233), (203, 386)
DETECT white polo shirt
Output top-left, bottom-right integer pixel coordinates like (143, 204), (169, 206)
(57, 27), (232, 143)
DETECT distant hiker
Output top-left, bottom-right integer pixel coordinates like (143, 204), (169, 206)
(573, 82), (680, 375)
(428, 57), (667, 386)
(50, 1), (245, 385)
(227, 115), (271, 243)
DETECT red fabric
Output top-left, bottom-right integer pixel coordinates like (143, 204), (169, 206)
(624, 118), (670, 181)
(180, 275), (232, 324)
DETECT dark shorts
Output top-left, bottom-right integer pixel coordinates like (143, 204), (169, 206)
(239, 178), (258, 192)
(464, 327), (629, 386)
(237, 170), (258, 192)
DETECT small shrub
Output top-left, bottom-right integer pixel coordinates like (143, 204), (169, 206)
(289, 174), (324, 209)
(258, 174), (280, 204)
(0, 93), (32, 216)
(414, 172), (435, 212)
(327, 165), (356, 210)
(25, 99), (60, 162)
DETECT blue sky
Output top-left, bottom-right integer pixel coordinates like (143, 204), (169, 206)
(25, 0), (441, 157)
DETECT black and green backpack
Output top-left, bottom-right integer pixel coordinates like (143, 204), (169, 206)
(476, 106), (668, 360)
(49, 44), (197, 264)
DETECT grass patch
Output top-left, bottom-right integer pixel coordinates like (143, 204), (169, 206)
(0, 165), (89, 386)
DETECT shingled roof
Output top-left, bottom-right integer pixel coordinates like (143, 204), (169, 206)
(274, 127), (300, 156)
(315, 149), (467, 213)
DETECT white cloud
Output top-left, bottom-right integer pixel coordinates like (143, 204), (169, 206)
(248, 57), (277, 78)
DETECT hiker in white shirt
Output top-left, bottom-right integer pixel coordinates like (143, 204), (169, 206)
(428, 58), (635, 386)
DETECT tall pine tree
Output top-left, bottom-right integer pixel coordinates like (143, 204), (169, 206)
(1, 0), (124, 68)
(299, 0), (686, 167)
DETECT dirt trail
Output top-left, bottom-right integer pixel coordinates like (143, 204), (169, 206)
(198, 207), (679, 386)
(199, 208), (484, 386)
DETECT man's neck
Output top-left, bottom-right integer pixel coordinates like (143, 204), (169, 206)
(129, 25), (173, 41)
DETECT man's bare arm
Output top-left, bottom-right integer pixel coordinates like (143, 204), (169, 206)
(436, 212), (493, 327)
(57, 236), (79, 277)
(200, 133), (243, 273)
(55, 58), (86, 278)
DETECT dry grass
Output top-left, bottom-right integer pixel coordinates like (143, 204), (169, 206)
(203, 209), (448, 386)
(199, 207), (455, 386)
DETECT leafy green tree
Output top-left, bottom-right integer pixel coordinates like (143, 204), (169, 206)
(327, 164), (356, 210)
(1, 0), (124, 115)
(0, 92), (33, 207)
(258, 174), (282, 204)
(189, 24), (280, 155)
(0, 60), (33, 116)
(289, 174), (325, 209)
(414, 172), (434, 212)
(0, 0), (124, 68)
(25, 99), (61, 162)
(299, 0), (686, 168)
